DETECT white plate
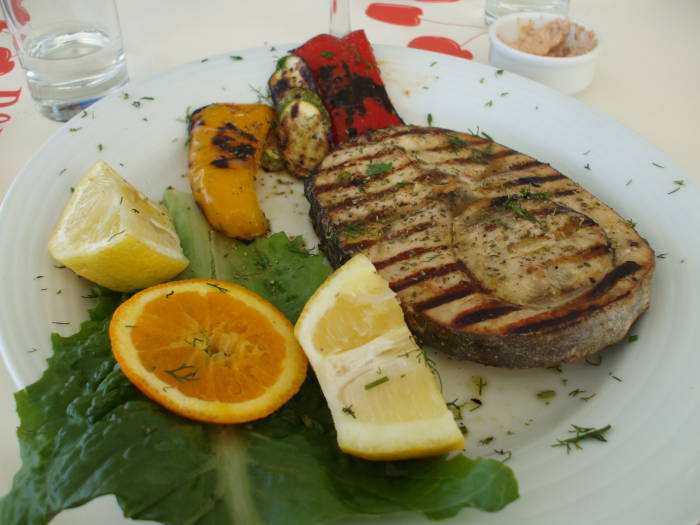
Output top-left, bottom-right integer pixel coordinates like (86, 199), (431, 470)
(1, 45), (699, 525)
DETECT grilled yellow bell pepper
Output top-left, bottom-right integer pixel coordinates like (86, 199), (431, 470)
(188, 103), (274, 240)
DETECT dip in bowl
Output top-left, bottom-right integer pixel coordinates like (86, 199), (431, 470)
(488, 12), (599, 95)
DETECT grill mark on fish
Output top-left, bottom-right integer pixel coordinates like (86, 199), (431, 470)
(509, 306), (595, 334)
(340, 238), (377, 251)
(452, 304), (521, 327)
(323, 169), (439, 212)
(486, 191), (579, 211)
(414, 284), (480, 312)
(315, 158), (412, 194)
(341, 220), (435, 252)
(491, 149), (518, 160)
(505, 173), (566, 187)
(585, 261), (642, 299)
(504, 159), (543, 172)
(390, 262), (464, 292)
(318, 147), (406, 175)
(373, 245), (449, 270)
(436, 156), (496, 167)
(546, 244), (610, 267)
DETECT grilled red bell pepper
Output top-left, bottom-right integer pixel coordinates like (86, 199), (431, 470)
(293, 30), (403, 144)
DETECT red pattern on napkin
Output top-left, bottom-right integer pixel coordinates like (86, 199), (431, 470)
(408, 36), (474, 59)
(0, 12), (24, 130)
(11, 0), (30, 26)
(366, 4), (423, 26)
(365, 1), (483, 61)
(0, 47), (15, 74)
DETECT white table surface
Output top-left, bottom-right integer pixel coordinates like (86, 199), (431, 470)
(1, 0), (699, 519)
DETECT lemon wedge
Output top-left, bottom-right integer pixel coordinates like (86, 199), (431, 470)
(48, 160), (189, 292)
(294, 254), (464, 460)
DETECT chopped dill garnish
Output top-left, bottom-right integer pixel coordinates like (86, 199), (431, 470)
(447, 134), (468, 151)
(446, 399), (463, 420)
(335, 171), (353, 184)
(552, 424), (611, 453)
(206, 282), (230, 293)
(479, 436), (494, 445)
(165, 364), (199, 382)
(494, 449), (512, 462)
(108, 230), (125, 242)
(342, 405), (356, 418)
(473, 376), (487, 396)
(365, 162), (393, 176)
(339, 223), (366, 239)
(503, 196), (534, 221)
(667, 180), (685, 194)
(536, 390), (556, 400)
(468, 397), (482, 412)
(628, 334), (639, 342)
(249, 84), (272, 103)
(470, 142), (495, 164)
(364, 376), (389, 390)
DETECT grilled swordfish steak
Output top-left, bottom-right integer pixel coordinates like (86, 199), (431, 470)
(305, 126), (655, 368)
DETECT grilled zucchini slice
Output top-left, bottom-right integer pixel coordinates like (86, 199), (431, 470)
(268, 55), (319, 107)
(277, 88), (332, 178)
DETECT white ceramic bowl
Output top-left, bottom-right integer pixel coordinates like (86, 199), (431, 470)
(488, 12), (599, 95)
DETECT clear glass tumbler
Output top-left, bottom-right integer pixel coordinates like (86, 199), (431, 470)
(0, 0), (128, 121)
(484, 0), (570, 24)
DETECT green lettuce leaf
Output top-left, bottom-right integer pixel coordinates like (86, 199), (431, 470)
(0, 195), (518, 525)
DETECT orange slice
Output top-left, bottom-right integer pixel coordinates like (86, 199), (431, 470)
(109, 278), (307, 423)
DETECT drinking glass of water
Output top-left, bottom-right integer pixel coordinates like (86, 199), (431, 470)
(484, 0), (570, 24)
(0, 0), (128, 121)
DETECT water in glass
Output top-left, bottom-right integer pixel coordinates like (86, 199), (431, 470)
(20, 25), (128, 121)
(484, 0), (569, 24)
